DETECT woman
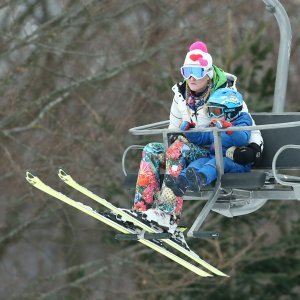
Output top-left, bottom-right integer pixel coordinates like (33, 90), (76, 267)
(133, 41), (263, 232)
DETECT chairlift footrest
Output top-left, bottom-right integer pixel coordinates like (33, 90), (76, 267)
(191, 231), (220, 239)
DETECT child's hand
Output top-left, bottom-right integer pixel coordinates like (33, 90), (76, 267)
(209, 120), (233, 134)
(209, 120), (223, 128)
(222, 121), (233, 134)
(180, 121), (196, 131)
(222, 121), (232, 128)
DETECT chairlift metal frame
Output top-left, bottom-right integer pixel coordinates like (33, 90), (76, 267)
(125, 117), (300, 237)
(122, 0), (299, 239)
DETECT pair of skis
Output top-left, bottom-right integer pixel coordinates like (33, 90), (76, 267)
(25, 169), (228, 278)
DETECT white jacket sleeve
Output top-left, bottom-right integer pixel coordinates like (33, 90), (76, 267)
(168, 96), (182, 129)
(241, 102), (264, 149)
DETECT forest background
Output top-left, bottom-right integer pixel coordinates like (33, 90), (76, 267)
(0, 0), (300, 299)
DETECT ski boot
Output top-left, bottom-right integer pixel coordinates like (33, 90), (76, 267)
(164, 174), (189, 196)
(186, 168), (206, 192)
(141, 208), (178, 234)
(172, 228), (190, 250)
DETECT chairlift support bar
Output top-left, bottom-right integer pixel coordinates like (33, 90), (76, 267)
(262, 0), (292, 112)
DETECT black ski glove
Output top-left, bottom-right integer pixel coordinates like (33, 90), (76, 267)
(226, 143), (262, 165)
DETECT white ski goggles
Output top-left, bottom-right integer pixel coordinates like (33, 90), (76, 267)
(180, 66), (206, 80)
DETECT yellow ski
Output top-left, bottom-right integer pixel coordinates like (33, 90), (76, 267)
(57, 169), (228, 277)
(26, 172), (212, 278)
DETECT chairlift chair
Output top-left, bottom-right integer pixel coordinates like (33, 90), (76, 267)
(123, 114), (300, 238)
(122, 0), (299, 239)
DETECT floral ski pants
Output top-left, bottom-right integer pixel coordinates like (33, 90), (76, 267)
(133, 141), (208, 219)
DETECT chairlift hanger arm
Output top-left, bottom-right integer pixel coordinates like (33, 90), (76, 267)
(262, 0), (292, 112)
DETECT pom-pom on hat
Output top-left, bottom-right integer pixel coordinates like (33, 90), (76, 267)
(189, 41), (208, 52)
(182, 41), (213, 79)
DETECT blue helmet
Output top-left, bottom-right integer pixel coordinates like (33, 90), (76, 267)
(206, 88), (243, 120)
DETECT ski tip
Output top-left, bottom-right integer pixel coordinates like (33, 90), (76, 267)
(214, 270), (230, 277)
(58, 169), (69, 180)
(219, 272), (229, 277)
(26, 171), (34, 178)
(198, 261), (228, 277)
(25, 171), (37, 185)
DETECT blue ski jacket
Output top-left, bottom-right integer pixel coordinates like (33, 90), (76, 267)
(185, 112), (253, 156)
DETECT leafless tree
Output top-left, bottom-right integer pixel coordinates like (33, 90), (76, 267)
(0, 1), (299, 299)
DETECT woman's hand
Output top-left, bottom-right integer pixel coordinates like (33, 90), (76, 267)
(180, 121), (196, 131)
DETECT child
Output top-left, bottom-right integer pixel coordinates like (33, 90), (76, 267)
(165, 88), (253, 196)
